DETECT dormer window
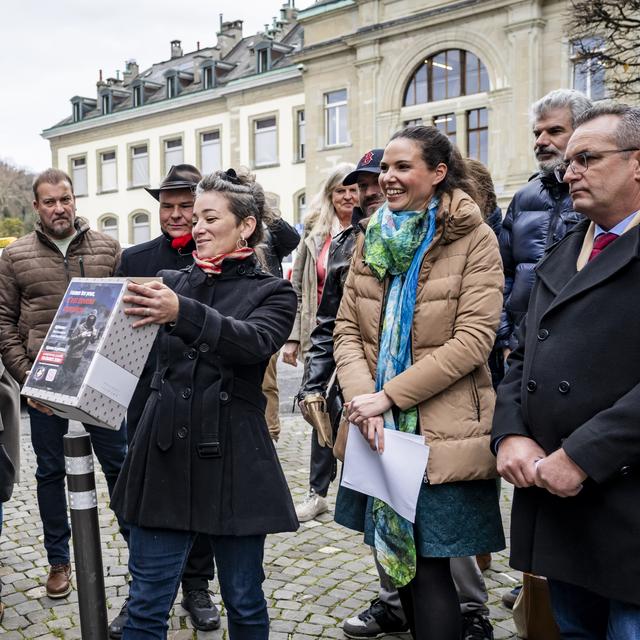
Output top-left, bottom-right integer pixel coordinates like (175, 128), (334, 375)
(203, 65), (214, 90)
(133, 84), (143, 107)
(257, 48), (270, 73)
(167, 75), (179, 99)
(101, 93), (112, 115)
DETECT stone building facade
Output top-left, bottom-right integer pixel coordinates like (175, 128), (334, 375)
(43, 0), (600, 245)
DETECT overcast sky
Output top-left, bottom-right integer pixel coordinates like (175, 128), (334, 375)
(1, 0), (315, 174)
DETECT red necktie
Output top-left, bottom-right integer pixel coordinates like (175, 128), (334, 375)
(588, 232), (618, 261)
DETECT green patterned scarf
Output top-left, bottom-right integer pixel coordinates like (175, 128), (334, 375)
(363, 197), (439, 587)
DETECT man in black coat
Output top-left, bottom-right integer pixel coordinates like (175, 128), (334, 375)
(498, 89), (591, 354)
(493, 103), (640, 636)
(111, 165), (221, 635)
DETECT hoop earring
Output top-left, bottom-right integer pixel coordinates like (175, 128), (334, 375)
(236, 236), (248, 250)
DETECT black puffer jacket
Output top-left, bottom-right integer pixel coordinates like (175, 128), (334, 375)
(497, 173), (581, 349)
(299, 208), (364, 397)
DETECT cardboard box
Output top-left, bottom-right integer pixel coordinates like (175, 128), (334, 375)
(22, 277), (160, 429)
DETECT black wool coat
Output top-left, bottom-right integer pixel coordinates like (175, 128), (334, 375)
(492, 219), (640, 605)
(111, 257), (299, 536)
(116, 233), (196, 441)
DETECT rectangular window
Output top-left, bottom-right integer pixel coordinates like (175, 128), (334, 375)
(404, 118), (424, 126)
(257, 49), (270, 73)
(166, 76), (178, 99)
(131, 144), (149, 187)
(253, 116), (278, 167)
(101, 94), (111, 115)
(467, 108), (488, 165)
(572, 38), (606, 100)
(164, 137), (183, 169)
(203, 66), (214, 90)
(73, 102), (81, 122)
(71, 157), (88, 196)
(133, 85), (143, 107)
(324, 89), (348, 146)
(100, 150), (117, 192)
(295, 109), (305, 161)
(200, 130), (221, 174)
(433, 113), (457, 145)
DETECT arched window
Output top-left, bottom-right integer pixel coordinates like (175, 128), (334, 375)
(100, 215), (119, 241)
(403, 50), (489, 106)
(131, 212), (151, 245)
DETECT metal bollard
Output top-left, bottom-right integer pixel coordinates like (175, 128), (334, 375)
(64, 432), (108, 640)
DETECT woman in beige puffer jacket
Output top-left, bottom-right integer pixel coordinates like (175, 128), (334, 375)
(334, 126), (505, 640)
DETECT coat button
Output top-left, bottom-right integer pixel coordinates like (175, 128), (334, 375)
(177, 426), (188, 439)
(558, 381), (571, 394)
(537, 329), (550, 341)
(182, 387), (192, 399)
(185, 349), (196, 360)
(199, 343), (210, 353)
(620, 465), (632, 476)
(237, 265), (246, 275)
(526, 379), (537, 392)
(219, 391), (229, 402)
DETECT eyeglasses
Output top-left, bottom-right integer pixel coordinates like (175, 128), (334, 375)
(554, 148), (639, 182)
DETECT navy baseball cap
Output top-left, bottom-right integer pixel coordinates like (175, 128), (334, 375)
(343, 148), (384, 185)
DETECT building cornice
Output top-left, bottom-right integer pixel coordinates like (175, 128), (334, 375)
(295, 0), (517, 63)
(42, 65), (302, 140)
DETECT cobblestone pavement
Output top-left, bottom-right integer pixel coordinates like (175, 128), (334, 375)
(0, 409), (521, 639)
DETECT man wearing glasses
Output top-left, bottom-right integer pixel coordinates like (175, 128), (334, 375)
(493, 103), (640, 636)
(497, 89), (592, 362)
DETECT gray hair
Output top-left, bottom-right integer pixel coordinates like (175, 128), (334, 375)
(195, 168), (274, 247)
(574, 101), (640, 150)
(530, 89), (592, 128)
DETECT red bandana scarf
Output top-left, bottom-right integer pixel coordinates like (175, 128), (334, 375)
(171, 233), (194, 250)
(193, 247), (255, 274)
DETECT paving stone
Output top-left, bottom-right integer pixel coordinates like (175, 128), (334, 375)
(0, 412), (521, 638)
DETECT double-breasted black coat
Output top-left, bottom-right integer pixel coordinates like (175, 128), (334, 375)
(492, 219), (640, 605)
(111, 256), (299, 536)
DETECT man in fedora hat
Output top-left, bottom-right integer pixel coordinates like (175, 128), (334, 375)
(111, 164), (221, 636)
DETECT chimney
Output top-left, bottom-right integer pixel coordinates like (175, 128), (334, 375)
(216, 20), (243, 58)
(280, 1), (298, 22)
(171, 39), (183, 59)
(123, 59), (139, 85)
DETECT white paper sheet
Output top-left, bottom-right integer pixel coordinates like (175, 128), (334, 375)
(340, 423), (430, 523)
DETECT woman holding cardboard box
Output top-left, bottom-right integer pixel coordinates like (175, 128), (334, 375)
(111, 168), (297, 640)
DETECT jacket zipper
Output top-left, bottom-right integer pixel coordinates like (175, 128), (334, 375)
(469, 372), (480, 421)
(79, 256), (85, 277)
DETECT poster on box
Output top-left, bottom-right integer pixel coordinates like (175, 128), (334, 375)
(26, 281), (122, 398)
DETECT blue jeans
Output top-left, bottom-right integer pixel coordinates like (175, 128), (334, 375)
(548, 579), (640, 639)
(28, 407), (127, 565)
(124, 525), (268, 640)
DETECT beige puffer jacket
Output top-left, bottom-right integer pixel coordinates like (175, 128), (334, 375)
(334, 189), (503, 484)
(0, 218), (121, 383)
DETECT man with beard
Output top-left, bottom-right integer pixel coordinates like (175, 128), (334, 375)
(110, 165), (222, 636)
(498, 90), (592, 356)
(0, 169), (124, 600)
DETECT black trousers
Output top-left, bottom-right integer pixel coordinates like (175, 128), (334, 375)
(309, 430), (336, 497)
(181, 532), (215, 592)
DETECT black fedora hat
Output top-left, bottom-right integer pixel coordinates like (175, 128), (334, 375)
(343, 148), (384, 185)
(145, 164), (202, 201)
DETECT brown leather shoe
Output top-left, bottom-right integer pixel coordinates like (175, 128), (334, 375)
(476, 553), (492, 572)
(46, 563), (72, 598)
